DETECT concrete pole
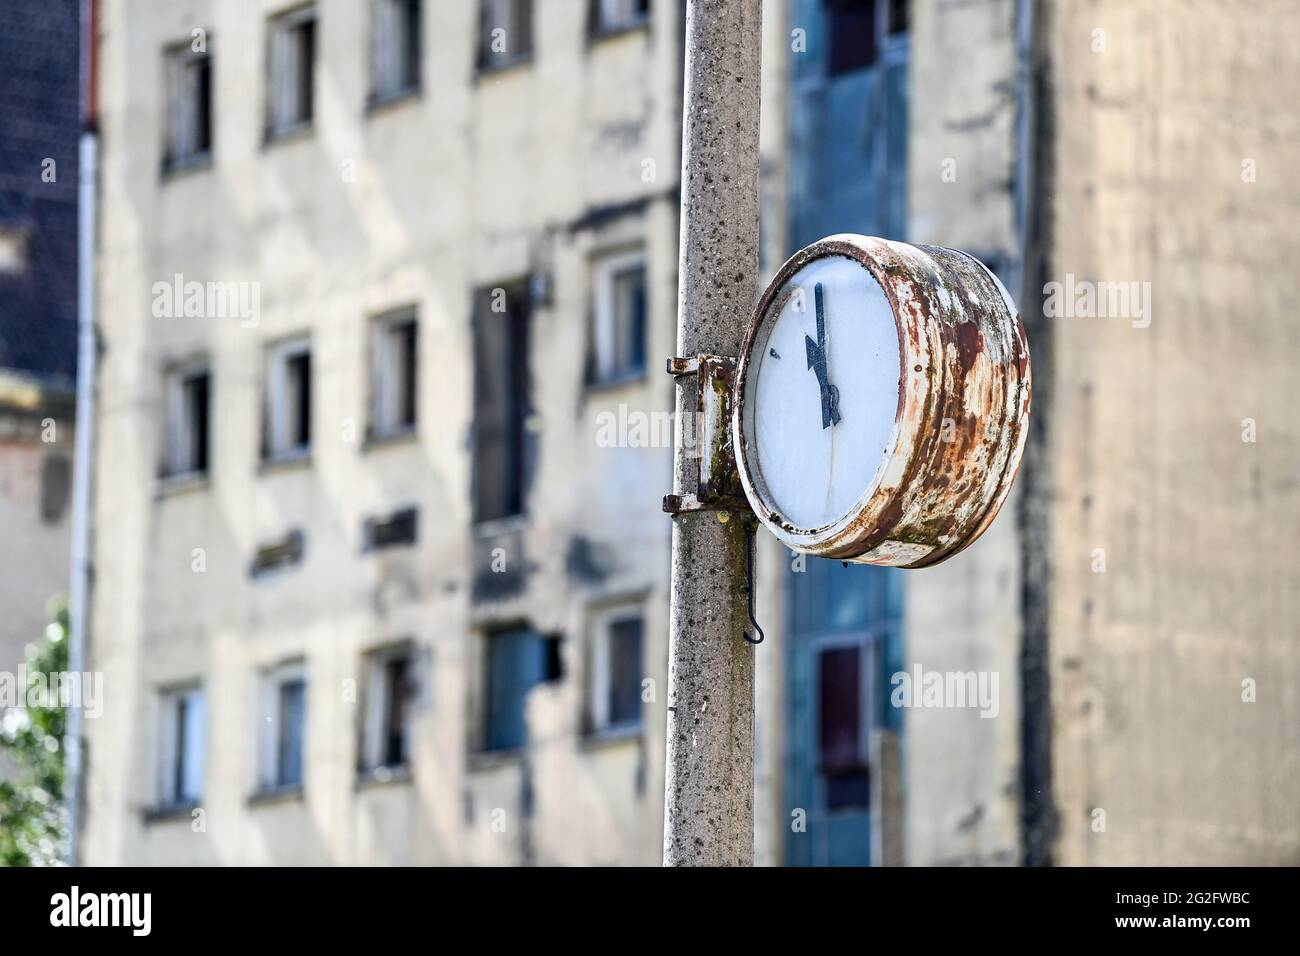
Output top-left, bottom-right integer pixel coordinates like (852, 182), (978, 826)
(663, 0), (762, 867)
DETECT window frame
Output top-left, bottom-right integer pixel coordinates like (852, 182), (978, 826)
(368, 0), (422, 108)
(588, 604), (645, 738)
(589, 0), (651, 40)
(479, 625), (560, 754)
(257, 659), (308, 794)
(368, 307), (419, 442)
(470, 280), (531, 526)
(589, 247), (648, 387)
(265, 4), (318, 142)
(162, 39), (213, 173)
(263, 335), (313, 463)
(359, 643), (418, 777)
(156, 683), (205, 810)
(477, 0), (534, 74)
(162, 358), (212, 481)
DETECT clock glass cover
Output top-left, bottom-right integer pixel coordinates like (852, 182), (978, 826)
(745, 255), (902, 531)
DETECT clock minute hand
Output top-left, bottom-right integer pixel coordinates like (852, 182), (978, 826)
(805, 282), (842, 429)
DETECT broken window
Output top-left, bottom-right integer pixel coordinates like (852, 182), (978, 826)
(590, 0), (650, 35)
(260, 661), (307, 790)
(371, 0), (421, 103)
(478, 0), (533, 71)
(164, 362), (211, 478)
(158, 684), (205, 807)
(590, 607), (644, 734)
(471, 282), (530, 524)
(589, 249), (647, 385)
(164, 43), (212, 169)
(267, 5), (316, 138)
(483, 627), (559, 752)
(264, 337), (311, 460)
(361, 645), (417, 772)
(370, 308), (418, 439)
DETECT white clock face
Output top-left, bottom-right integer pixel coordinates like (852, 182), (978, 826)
(746, 255), (902, 530)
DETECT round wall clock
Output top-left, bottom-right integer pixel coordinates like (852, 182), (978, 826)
(733, 234), (1031, 568)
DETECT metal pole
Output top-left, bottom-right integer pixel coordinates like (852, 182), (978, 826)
(663, 0), (762, 867)
(66, 0), (99, 867)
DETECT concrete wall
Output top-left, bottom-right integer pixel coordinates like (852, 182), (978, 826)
(86, 0), (684, 865)
(1043, 0), (1300, 865)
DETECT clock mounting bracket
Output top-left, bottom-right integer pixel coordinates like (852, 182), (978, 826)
(661, 354), (754, 519)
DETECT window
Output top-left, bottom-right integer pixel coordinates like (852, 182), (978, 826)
(589, 250), (647, 384)
(158, 685), (205, 808)
(163, 363), (211, 478)
(264, 337), (311, 459)
(362, 506), (418, 551)
(591, 0), (650, 35)
(164, 43), (212, 169)
(484, 627), (561, 752)
(590, 607), (643, 735)
(478, 0), (533, 71)
(260, 662), (307, 791)
(267, 5), (316, 138)
(361, 645), (417, 773)
(370, 308), (418, 439)
(371, 0), (421, 103)
(471, 282), (530, 524)
(250, 528), (305, 578)
(826, 0), (908, 77)
(818, 644), (872, 810)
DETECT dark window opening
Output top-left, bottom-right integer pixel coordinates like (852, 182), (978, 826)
(363, 506), (418, 550)
(165, 366), (210, 478)
(479, 0), (533, 71)
(818, 644), (870, 810)
(611, 264), (647, 378)
(886, 0), (908, 36)
(268, 7), (317, 136)
(607, 615), (643, 729)
(296, 20), (315, 122)
(186, 371), (210, 473)
(381, 655), (412, 767)
(590, 0), (651, 36)
(172, 694), (192, 802)
(164, 46), (212, 168)
(371, 312), (418, 437)
(288, 351), (311, 448)
(275, 677), (306, 788)
(250, 529), (305, 578)
(373, 0), (422, 101)
(471, 283), (530, 524)
(827, 0), (878, 76)
(266, 341), (312, 459)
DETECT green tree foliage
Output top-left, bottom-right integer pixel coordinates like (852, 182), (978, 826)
(0, 599), (69, 866)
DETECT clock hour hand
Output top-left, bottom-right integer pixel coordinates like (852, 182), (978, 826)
(805, 282), (842, 429)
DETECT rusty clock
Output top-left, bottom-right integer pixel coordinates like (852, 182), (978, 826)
(732, 234), (1032, 568)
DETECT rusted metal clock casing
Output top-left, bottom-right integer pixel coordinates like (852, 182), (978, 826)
(733, 235), (1031, 568)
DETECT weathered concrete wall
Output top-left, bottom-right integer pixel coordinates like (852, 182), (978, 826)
(85, 0), (683, 865)
(1044, 0), (1300, 865)
(901, 0), (1023, 865)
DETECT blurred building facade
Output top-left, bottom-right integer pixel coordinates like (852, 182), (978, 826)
(82, 0), (1299, 867)
(0, 0), (79, 697)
